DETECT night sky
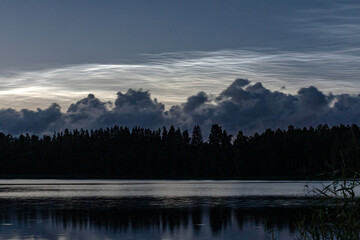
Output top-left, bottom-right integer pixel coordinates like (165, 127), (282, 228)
(0, 0), (359, 135)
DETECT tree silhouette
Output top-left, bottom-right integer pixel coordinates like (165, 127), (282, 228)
(0, 123), (358, 179)
(191, 125), (203, 146)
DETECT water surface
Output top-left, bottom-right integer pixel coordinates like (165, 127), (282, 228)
(0, 180), (334, 240)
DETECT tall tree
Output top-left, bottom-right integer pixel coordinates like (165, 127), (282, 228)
(191, 125), (203, 146)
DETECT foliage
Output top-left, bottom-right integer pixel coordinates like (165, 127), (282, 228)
(0, 124), (359, 178)
(297, 170), (360, 240)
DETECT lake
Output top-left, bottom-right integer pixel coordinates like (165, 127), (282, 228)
(0, 180), (338, 240)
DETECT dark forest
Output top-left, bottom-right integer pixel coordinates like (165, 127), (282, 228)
(0, 124), (359, 179)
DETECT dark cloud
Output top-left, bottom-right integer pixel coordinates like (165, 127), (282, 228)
(182, 91), (209, 114)
(114, 89), (160, 109)
(67, 94), (109, 114)
(100, 89), (167, 129)
(65, 94), (110, 129)
(297, 86), (329, 109)
(168, 79), (360, 134)
(0, 79), (360, 136)
(321, 93), (360, 125)
(0, 104), (62, 135)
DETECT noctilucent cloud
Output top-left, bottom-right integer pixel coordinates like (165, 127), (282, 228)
(0, 0), (359, 134)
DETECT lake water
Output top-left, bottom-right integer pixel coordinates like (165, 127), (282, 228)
(0, 180), (341, 240)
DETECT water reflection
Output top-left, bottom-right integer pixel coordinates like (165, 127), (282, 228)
(0, 197), (311, 240)
(0, 180), (323, 239)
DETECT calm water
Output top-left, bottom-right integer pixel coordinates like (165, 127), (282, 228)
(0, 180), (340, 240)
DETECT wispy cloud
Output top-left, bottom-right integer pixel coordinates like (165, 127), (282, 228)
(0, 49), (359, 110)
(295, 3), (360, 45)
(1, 79), (360, 136)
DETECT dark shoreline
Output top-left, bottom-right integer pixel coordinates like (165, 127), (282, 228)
(0, 175), (320, 180)
(0, 124), (359, 180)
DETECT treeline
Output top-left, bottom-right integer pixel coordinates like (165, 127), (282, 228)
(0, 124), (359, 179)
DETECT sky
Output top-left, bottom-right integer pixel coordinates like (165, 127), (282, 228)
(0, 0), (359, 135)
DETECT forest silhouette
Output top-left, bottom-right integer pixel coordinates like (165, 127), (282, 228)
(0, 124), (359, 179)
